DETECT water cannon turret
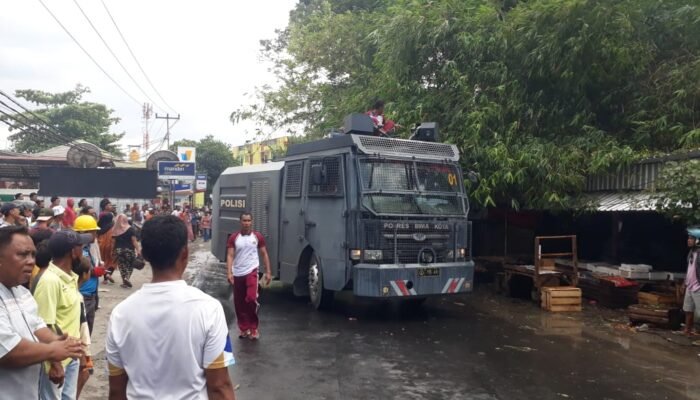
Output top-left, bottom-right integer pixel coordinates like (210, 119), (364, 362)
(409, 122), (439, 142)
(343, 113), (375, 135)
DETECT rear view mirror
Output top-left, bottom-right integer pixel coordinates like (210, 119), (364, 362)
(310, 164), (326, 185)
(467, 171), (479, 183)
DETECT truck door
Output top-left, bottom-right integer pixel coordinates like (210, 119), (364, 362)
(279, 161), (305, 283)
(303, 155), (348, 291)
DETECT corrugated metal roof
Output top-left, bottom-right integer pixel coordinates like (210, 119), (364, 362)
(579, 192), (658, 212)
(34, 140), (116, 162)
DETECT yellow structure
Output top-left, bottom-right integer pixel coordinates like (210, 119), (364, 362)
(128, 149), (140, 162)
(231, 136), (290, 166)
(194, 192), (205, 208)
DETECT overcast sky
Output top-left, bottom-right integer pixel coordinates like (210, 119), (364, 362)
(0, 0), (297, 154)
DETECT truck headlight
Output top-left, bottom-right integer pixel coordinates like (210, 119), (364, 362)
(364, 250), (383, 261)
(458, 248), (466, 259)
(350, 249), (362, 260)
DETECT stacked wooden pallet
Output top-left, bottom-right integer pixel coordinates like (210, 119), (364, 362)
(638, 291), (677, 306)
(627, 304), (683, 330)
(541, 287), (582, 312)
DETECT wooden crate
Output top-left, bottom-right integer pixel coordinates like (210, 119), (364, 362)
(540, 258), (556, 270)
(627, 304), (683, 330)
(638, 291), (677, 306)
(541, 287), (582, 312)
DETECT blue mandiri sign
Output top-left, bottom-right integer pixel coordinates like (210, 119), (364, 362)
(158, 161), (196, 180)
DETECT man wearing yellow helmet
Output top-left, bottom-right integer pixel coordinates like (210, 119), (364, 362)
(73, 215), (104, 334)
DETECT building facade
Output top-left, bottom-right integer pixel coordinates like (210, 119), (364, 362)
(231, 136), (289, 166)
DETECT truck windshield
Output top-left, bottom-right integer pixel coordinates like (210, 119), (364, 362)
(359, 159), (465, 215)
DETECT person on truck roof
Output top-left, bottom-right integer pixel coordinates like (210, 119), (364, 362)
(366, 99), (398, 136)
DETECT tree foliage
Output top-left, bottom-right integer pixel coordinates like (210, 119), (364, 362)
(170, 135), (239, 196)
(654, 160), (700, 224)
(232, 0), (700, 210)
(2, 85), (125, 156)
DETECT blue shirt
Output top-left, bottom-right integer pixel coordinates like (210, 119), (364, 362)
(80, 276), (98, 296)
(79, 245), (98, 296)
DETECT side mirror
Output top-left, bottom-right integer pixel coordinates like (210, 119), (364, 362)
(467, 171), (479, 183)
(310, 164), (326, 185)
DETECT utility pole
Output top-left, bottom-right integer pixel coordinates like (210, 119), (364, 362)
(155, 113), (181, 149)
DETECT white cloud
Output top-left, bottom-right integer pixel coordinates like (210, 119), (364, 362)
(0, 0), (296, 153)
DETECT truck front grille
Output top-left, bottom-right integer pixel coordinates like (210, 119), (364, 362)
(363, 222), (454, 264)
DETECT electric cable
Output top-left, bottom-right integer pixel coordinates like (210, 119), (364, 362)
(71, 0), (167, 113)
(100, 0), (178, 114)
(37, 0), (143, 107)
(0, 91), (124, 162)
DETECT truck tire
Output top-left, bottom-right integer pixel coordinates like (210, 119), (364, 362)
(308, 252), (334, 310)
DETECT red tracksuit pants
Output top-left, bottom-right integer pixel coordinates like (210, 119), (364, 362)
(233, 269), (259, 332)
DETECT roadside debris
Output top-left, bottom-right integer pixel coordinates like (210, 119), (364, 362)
(502, 345), (537, 353)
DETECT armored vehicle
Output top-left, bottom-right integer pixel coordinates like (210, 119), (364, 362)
(212, 117), (474, 309)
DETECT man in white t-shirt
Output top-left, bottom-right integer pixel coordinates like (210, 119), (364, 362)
(106, 216), (236, 400)
(226, 211), (271, 340)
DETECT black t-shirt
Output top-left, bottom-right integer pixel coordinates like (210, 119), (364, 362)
(114, 227), (135, 250)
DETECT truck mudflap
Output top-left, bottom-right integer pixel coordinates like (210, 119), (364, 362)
(352, 262), (475, 298)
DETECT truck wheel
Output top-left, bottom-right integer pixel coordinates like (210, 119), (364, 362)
(308, 252), (334, 310)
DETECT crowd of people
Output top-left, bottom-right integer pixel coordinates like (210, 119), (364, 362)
(0, 194), (232, 399)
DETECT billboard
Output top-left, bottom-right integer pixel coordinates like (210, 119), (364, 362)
(177, 146), (196, 162)
(38, 167), (157, 198)
(158, 161), (195, 180)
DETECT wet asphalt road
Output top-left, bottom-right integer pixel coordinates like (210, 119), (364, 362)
(191, 254), (700, 400)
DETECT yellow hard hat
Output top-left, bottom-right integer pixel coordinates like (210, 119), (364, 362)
(74, 215), (98, 232)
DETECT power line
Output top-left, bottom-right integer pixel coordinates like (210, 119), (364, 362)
(37, 0), (142, 107)
(0, 101), (122, 162)
(0, 90), (124, 162)
(100, 0), (178, 114)
(0, 109), (62, 148)
(71, 0), (167, 113)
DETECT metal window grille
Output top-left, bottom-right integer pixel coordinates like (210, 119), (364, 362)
(354, 135), (459, 161)
(308, 157), (343, 196)
(284, 163), (303, 197)
(359, 159), (414, 191)
(250, 179), (269, 237)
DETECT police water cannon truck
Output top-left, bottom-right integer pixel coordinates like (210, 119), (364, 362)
(211, 114), (474, 309)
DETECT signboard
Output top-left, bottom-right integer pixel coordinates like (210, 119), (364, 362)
(172, 183), (192, 192)
(158, 161), (196, 180)
(177, 146), (196, 162)
(195, 174), (207, 192)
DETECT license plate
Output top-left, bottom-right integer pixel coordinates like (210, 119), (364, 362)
(417, 267), (440, 277)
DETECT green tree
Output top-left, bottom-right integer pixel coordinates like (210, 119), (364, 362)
(2, 84), (125, 156)
(233, 0), (700, 210)
(171, 135), (239, 197)
(653, 160), (700, 224)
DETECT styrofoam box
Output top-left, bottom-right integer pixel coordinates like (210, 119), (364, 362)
(620, 264), (653, 272)
(595, 266), (621, 276)
(619, 270), (649, 279)
(648, 271), (676, 281)
(579, 263), (596, 272)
